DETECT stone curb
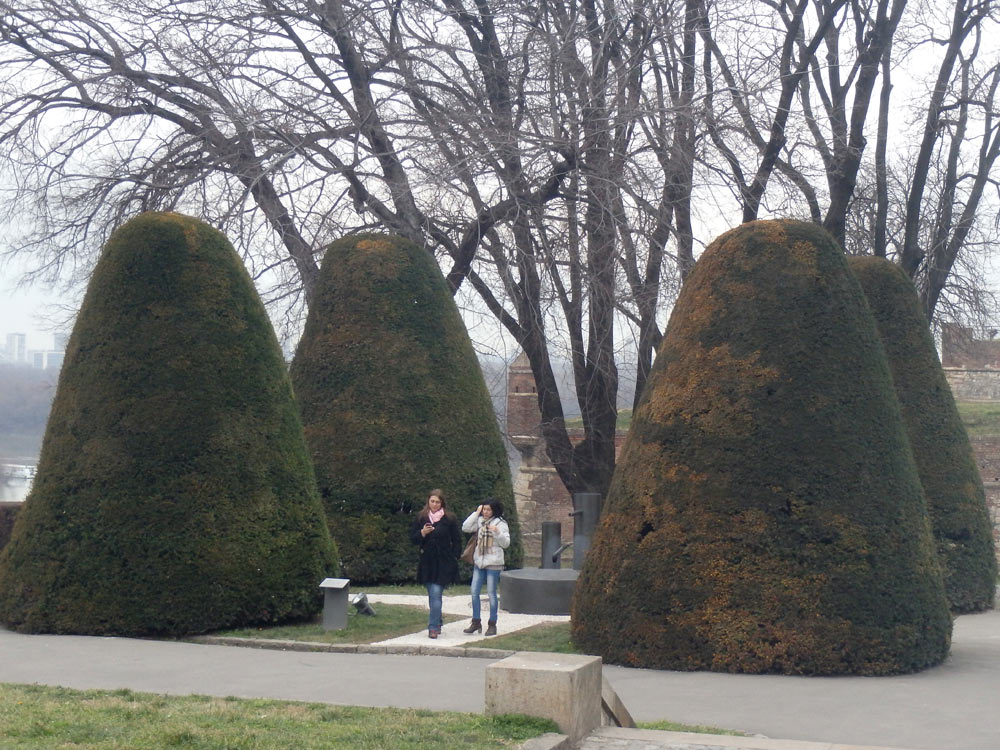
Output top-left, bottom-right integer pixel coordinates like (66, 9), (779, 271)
(585, 727), (916, 750)
(188, 635), (514, 660)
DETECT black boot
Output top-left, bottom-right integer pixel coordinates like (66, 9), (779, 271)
(463, 618), (482, 634)
(485, 620), (497, 636)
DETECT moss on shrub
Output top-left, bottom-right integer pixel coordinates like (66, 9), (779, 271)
(290, 233), (519, 583)
(849, 256), (996, 613)
(0, 212), (337, 637)
(572, 219), (951, 675)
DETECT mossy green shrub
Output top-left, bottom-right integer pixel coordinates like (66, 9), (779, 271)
(849, 256), (996, 613)
(0, 502), (20, 551)
(290, 233), (519, 583)
(572, 219), (952, 676)
(0, 212), (337, 637)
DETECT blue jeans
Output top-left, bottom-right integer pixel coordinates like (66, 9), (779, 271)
(426, 583), (444, 630)
(471, 567), (501, 622)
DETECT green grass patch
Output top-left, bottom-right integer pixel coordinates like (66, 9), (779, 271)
(955, 401), (1000, 437)
(215, 604), (461, 644)
(362, 583), (432, 596)
(565, 409), (633, 431)
(475, 622), (579, 654)
(0, 683), (557, 749)
(636, 719), (744, 735)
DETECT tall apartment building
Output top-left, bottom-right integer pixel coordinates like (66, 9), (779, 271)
(4, 333), (26, 363)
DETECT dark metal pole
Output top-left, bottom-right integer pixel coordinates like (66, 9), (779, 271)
(571, 492), (602, 570)
(541, 521), (562, 568)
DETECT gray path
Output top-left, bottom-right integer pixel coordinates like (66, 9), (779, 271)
(1, 610), (998, 750)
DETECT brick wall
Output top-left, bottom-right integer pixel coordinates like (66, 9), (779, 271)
(511, 428), (627, 563)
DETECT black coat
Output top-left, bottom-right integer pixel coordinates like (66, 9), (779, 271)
(410, 512), (462, 586)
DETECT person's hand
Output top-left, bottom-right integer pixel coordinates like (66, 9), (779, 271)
(422, 522), (434, 537)
(476, 505), (483, 514)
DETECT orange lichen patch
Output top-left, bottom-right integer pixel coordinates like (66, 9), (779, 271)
(748, 219), (790, 242)
(618, 442), (708, 500)
(786, 239), (823, 268)
(645, 343), (780, 436)
(731, 508), (771, 537)
(355, 238), (394, 253)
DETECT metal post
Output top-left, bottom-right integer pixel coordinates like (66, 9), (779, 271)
(541, 521), (562, 568)
(570, 492), (602, 570)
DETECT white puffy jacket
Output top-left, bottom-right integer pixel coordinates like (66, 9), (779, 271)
(462, 510), (510, 568)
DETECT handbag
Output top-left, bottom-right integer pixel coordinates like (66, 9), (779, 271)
(460, 535), (476, 564)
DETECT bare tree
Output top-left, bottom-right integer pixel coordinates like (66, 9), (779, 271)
(2, 0), (999, 502)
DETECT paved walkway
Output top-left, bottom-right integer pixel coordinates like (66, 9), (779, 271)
(1, 595), (998, 750)
(368, 592), (569, 647)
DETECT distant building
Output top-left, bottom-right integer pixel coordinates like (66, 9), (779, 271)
(4, 333), (26, 364)
(30, 350), (63, 371)
(942, 324), (1000, 400)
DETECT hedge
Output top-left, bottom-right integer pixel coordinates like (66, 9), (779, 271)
(290, 233), (519, 583)
(849, 255), (996, 612)
(572, 219), (951, 675)
(0, 212), (337, 636)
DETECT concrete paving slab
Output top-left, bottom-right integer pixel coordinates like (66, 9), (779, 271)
(366, 592), (569, 649)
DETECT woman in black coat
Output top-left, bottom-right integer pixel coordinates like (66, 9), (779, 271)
(409, 489), (462, 638)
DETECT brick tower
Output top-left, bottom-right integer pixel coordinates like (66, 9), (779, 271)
(506, 351), (573, 562)
(506, 351), (540, 446)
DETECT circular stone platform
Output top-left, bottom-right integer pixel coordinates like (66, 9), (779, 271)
(499, 568), (580, 615)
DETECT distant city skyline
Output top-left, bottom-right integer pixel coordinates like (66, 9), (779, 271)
(0, 257), (76, 351)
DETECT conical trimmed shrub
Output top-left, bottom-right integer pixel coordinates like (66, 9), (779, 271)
(572, 219), (951, 675)
(0, 212), (337, 636)
(290, 233), (519, 583)
(849, 256), (996, 612)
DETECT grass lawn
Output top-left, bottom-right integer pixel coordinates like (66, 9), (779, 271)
(637, 719), (745, 735)
(0, 684), (557, 749)
(362, 584), (430, 596)
(565, 409), (633, 431)
(475, 622), (578, 654)
(955, 400), (1000, 437)
(214, 604), (461, 644)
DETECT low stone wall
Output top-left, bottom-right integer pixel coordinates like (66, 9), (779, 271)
(0, 501), (21, 550)
(944, 368), (1000, 401)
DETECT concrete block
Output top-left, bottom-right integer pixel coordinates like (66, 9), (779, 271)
(485, 651), (602, 743)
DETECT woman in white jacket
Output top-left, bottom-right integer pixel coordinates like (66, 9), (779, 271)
(461, 498), (510, 635)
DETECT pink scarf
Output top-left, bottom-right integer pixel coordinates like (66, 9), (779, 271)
(428, 508), (445, 524)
